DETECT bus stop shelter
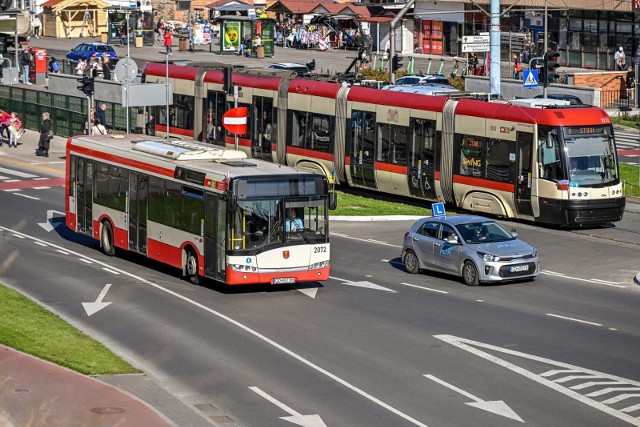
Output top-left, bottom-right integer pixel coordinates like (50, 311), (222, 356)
(217, 16), (275, 57)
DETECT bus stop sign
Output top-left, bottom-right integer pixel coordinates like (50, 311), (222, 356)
(222, 107), (247, 135)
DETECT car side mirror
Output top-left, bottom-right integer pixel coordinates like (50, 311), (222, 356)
(546, 134), (553, 149)
(511, 229), (518, 238)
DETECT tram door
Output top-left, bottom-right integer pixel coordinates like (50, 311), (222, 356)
(75, 157), (93, 234)
(515, 133), (533, 216)
(408, 119), (437, 200)
(350, 111), (377, 188)
(128, 173), (148, 255)
(204, 193), (227, 280)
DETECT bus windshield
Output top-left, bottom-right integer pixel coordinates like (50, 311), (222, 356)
(562, 125), (618, 187)
(231, 198), (328, 252)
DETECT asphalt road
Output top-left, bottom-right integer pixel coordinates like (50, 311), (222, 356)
(1, 148), (640, 426)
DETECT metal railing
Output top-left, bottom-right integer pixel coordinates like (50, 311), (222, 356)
(600, 88), (635, 110)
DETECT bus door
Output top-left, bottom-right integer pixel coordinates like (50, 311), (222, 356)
(350, 111), (376, 188)
(408, 118), (437, 200)
(75, 157), (93, 234)
(515, 133), (534, 216)
(128, 172), (148, 255)
(204, 192), (226, 280)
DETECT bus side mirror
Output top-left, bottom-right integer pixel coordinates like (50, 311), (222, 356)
(546, 134), (553, 149)
(228, 194), (237, 213)
(328, 192), (337, 210)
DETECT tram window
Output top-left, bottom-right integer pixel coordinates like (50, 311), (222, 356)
(538, 127), (563, 181)
(310, 114), (333, 153)
(289, 111), (309, 148)
(459, 136), (485, 177)
(485, 139), (515, 183)
(377, 124), (408, 166)
(203, 91), (225, 144)
(411, 119), (436, 173)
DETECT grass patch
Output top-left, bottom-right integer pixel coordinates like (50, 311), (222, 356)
(331, 191), (431, 216)
(621, 163), (640, 198)
(0, 284), (140, 376)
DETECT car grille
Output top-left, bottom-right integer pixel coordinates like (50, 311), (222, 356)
(496, 253), (535, 262)
(498, 262), (537, 278)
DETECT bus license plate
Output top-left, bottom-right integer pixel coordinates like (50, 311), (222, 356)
(509, 265), (529, 273)
(273, 277), (295, 284)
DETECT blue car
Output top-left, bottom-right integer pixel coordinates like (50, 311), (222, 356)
(67, 43), (117, 61)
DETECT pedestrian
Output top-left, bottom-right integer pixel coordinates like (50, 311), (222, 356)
(164, 28), (173, 55)
(615, 46), (626, 70)
(513, 53), (522, 79)
(155, 18), (163, 41)
(38, 112), (52, 157)
(119, 22), (126, 47)
(0, 109), (11, 145)
(48, 56), (59, 74)
(75, 57), (87, 75)
(146, 114), (155, 135)
(32, 15), (41, 38)
(20, 48), (32, 85)
(91, 117), (108, 135)
(8, 112), (23, 148)
(96, 103), (108, 131)
(101, 56), (111, 80)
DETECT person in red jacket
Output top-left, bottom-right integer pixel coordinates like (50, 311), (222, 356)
(0, 109), (11, 145)
(163, 29), (173, 55)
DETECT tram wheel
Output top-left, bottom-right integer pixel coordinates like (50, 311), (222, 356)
(185, 249), (199, 285)
(462, 261), (479, 286)
(403, 250), (420, 274)
(101, 221), (116, 257)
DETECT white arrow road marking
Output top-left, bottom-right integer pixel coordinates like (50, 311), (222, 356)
(435, 335), (640, 426)
(249, 386), (326, 427)
(82, 283), (113, 316)
(2, 226), (429, 427)
(296, 287), (319, 299)
(330, 275), (396, 293)
(424, 374), (523, 422)
(37, 209), (66, 232)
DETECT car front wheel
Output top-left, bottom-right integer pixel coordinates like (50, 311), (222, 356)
(462, 261), (479, 286)
(404, 250), (420, 274)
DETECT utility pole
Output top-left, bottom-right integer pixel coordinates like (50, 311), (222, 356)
(125, 11), (131, 133)
(542, 0), (549, 97)
(489, 0), (500, 95)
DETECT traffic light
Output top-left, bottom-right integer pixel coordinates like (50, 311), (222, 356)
(543, 51), (560, 87)
(76, 76), (94, 96)
(223, 66), (233, 94)
(391, 54), (403, 72)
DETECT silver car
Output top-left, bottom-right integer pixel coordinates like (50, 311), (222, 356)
(401, 215), (539, 286)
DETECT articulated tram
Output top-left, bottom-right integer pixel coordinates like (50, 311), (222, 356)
(143, 63), (625, 227)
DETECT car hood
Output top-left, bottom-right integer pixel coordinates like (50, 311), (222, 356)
(471, 240), (534, 257)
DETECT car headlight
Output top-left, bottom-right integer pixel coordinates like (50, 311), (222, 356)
(531, 249), (538, 258)
(478, 252), (500, 262)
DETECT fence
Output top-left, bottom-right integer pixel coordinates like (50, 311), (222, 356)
(600, 89), (635, 110)
(0, 84), (136, 137)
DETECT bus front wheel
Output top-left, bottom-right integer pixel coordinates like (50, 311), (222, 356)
(101, 221), (116, 257)
(185, 249), (199, 285)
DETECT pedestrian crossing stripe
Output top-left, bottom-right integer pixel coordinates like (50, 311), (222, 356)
(524, 70), (538, 87)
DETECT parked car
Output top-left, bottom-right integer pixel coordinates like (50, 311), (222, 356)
(401, 215), (539, 286)
(267, 63), (310, 74)
(534, 94), (584, 105)
(67, 43), (117, 61)
(395, 74), (452, 86)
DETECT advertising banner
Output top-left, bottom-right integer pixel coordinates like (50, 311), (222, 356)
(222, 21), (241, 52)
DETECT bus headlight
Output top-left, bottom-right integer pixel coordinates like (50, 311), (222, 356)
(229, 264), (257, 272)
(309, 260), (329, 270)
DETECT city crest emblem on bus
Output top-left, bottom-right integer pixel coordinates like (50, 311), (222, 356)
(283, 250), (290, 259)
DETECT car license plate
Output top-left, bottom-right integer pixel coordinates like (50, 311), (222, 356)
(509, 265), (529, 273)
(273, 277), (295, 284)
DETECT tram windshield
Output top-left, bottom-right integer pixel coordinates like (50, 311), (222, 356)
(539, 125), (618, 187)
(562, 125), (618, 187)
(231, 198), (328, 252)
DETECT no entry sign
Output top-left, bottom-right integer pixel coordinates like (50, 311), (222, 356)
(222, 107), (248, 135)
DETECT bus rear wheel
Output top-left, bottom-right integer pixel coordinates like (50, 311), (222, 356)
(101, 221), (116, 256)
(185, 249), (199, 285)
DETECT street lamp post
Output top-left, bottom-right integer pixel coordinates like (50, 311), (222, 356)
(542, 0), (549, 97)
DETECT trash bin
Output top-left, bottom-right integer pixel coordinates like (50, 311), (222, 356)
(101, 32), (108, 43)
(179, 38), (187, 51)
(135, 36), (143, 48)
(256, 45), (264, 59)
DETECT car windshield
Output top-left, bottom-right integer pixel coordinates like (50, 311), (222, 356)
(456, 221), (515, 244)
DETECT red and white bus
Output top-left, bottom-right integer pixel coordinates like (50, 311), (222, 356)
(65, 135), (333, 286)
(143, 63), (626, 227)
